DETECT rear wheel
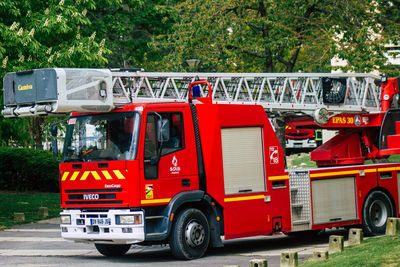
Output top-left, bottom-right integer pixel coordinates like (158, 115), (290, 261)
(169, 208), (210, 260)
(362, 190), (394, 235)
(95, 243), (131, 257)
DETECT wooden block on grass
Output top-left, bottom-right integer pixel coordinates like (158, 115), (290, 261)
(329, 235), (344, 254)
(280, 251), (298, 267)
(386, 217), (400, 235)
(348, 228), (363, 245)
(249, 258), (268, 267)
(13, 212), (25, 222)
(38, 207), (48, 218)
(313, 251), (328, 261)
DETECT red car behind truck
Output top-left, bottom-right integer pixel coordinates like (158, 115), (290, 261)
(2, 69), (400, 259)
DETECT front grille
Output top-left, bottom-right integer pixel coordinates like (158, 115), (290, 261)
(64, 189), (123, 205)
(68, 194), (116, 200)
(286, 132), (312, 137)
(65, 200), (123, 205)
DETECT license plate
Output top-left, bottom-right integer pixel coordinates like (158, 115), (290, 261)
(90, 218), (111, 226)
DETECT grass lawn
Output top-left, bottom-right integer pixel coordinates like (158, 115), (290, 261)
(300, 234), (400, 267)
(0, 191), (61, 230)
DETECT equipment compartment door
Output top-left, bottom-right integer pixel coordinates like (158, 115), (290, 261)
(221, 127), (270, 238)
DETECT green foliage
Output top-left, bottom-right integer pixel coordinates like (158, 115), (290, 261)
(0, 192), (60, 229)
(0, 147), (59, 192)
(152, 0), (400, 74)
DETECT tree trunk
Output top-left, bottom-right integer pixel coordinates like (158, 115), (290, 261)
(29, 117), (45, 149)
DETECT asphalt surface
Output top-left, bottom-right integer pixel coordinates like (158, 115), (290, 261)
(0, 217), (350, 266)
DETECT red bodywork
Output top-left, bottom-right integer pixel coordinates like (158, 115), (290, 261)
(59, 78), (400, 242)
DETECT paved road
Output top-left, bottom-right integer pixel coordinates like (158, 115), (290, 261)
(0, 218), (350, 266)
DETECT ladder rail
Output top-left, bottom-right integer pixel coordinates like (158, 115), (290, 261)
(2, 69), (382, 118)
(110, 72), (382, 116)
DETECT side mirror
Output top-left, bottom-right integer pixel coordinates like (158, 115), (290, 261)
(157, 119), (170, 142)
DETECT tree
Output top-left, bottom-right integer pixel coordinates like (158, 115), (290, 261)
(83, 0), (178, 69)
(0, 0), (113, 147)
(152, 0), (400, 74)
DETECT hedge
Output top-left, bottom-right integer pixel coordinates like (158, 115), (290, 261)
(0, 147), (59, 192)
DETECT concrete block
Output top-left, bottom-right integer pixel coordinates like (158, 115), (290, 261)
(348, 228), (363, 245)
(313, 251), (328, 261)
(38, 207), (48, 218)
(329, 235), (344, 254)
(280, 251), (298, 267)
(13, 212), (25, 222)
(249, 258), (268, 267)
(386, 217), (400, 235)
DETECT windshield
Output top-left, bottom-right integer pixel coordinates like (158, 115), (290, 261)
(63, 112), (140, 162)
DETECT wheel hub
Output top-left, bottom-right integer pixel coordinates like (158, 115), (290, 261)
(369, 199), (387, 227)
(185, 220), (205, 248)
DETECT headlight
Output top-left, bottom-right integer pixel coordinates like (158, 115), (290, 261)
(116, 215), (142, 225)
(61, 215), (71, 224)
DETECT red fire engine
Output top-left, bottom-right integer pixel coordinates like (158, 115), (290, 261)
(2, 69), (400, 259)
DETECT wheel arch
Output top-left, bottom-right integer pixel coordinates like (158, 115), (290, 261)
(164, 191), (224, 248)
(363, 186), (397, 217)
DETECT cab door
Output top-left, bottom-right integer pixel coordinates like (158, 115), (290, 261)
(140, 108), (199, 206)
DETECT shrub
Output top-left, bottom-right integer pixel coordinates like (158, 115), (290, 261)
(0, 147), (59, 192)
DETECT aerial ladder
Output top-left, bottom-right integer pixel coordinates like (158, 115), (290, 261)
(2, 68), (399, 166)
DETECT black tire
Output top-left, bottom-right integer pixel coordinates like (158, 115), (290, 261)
(94, 243), (131, 257)
(362, 190), (394, 236)
(169, 208), (210, 260)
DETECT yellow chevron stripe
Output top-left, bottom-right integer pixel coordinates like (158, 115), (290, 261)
(91, 171), (101, 180)
(365, 168), (377, 173)
(80, 171), (90, 181)
(61, 172), (70, 181)
(141, 198), (171, 204)
(269, 175), (289, 181)
(102, 170), (113, 180)
(113, 170), (126, 179)
(224, 195), (265, 202)
(70, 171), (80, 181)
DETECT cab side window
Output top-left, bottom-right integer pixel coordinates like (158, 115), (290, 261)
(144, 114), (158, 179)
(161, 112), (184, 155)
(143, 112), (184, 180)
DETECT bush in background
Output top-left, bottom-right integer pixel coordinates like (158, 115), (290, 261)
(0, 147), (59, 192)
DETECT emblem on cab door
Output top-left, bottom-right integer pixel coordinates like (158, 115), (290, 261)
(269, 146), (279, 164)
(170, 156), (181, 174)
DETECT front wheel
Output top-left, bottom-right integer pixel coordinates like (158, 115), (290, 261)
(95, 243), (131, 257)
(362, 190), (394, 235)
(169, 208), (210, 260)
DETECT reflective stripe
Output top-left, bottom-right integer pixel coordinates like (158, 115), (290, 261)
(91, 171), (101, 180)
(101, 170), (113, 180)
(224, 195), (265, 202)
(70, 172), (79, 181)
(61, 172), (70, 181)
(378, 167), (397, 172)
(113, 170), (126, 179)
(269, 175), (289, 181)
(141, 198), (171, 204)
(310, 170), (359, 178)
(80, 171), (90, 181)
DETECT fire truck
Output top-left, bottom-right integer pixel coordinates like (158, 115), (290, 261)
(2, 69), (400, 259)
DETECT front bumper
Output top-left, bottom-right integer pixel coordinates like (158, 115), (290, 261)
(60, 209), (145, 244)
